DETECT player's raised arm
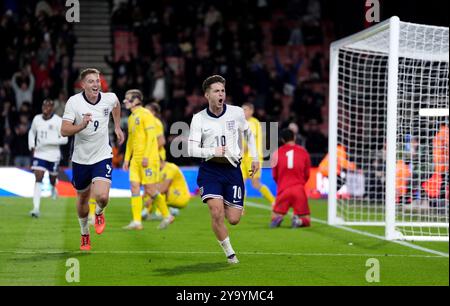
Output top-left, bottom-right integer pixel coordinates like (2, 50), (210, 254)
(112, 96), (125, 145)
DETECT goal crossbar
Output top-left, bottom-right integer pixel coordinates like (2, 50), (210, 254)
(328, 16), (449, 242)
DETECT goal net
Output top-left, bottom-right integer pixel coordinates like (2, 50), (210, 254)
(328, 17), (449, 241)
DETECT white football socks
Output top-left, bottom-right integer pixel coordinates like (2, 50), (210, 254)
(33, 182), (42, 212)
(218, 237), (236, 258)
(95, 205), (104, 215)
(78, 217), (89, 235)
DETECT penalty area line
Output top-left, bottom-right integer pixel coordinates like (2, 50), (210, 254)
(245, 201), (449, 258)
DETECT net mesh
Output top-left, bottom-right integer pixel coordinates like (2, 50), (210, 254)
(334, 20), (449, 239)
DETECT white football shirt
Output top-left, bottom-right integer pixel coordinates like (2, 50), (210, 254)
(62, 92), (118, 165)
(188, 104), (257, 167)
(28, 114), (68, 162)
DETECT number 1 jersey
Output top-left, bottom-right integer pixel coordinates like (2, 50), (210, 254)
(272, 143), (311, 193)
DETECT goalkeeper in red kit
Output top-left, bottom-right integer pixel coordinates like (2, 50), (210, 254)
(270, 129), (311, 228)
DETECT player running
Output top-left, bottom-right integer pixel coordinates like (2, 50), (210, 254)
(241, 103), (275, 204)
(188, 75), (259, 264)
(271, 129), (311, 228)
(28, 99), (68, 217)
(122, 89), (172, 230)
(61, 68), (125, 251)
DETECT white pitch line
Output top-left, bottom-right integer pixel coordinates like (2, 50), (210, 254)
(245, 201), (449, 258)
(0, 250), (444, 259)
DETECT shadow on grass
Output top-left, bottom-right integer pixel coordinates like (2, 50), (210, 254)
(153, 262), (231, 277)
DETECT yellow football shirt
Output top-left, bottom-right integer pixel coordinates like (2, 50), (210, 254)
(154, 117), (167, 161)
(161, 162), (190, 198)
(243, 116), (263, 162)
(124, 106), (159, 163)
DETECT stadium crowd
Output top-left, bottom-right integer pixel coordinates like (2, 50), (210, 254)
(0, 0), (331, 168)
(0, 0), (77, 166)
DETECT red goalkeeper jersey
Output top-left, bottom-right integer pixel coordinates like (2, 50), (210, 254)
(272, 143), (311, 192)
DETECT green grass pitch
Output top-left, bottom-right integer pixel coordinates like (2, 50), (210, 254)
(0, 197), (448, 286)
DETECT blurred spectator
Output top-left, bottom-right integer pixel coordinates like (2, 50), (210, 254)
(112, 2), (132, 26)
(11, 117), (31, 168)
(0, 100), (16, 150)
(274, 53), (303, 96)
(53, 90), (67, 117)
(185, 88), (206, 119)
(204, 5), (222, 28)
(367, 143), (386, 200)
(105, 55), (130, 86)
(11, 68), (35, 109)
(288, 122), (307, 147)
(250, 53), (271, 110)
(310, 52), (324, 80)
(1, 49), (19, 81)
(304, 119), (327, 165)
(1, 0), (335, 166)
(288, 21), (304, 46)
(255, 0), (270, 21)
(272, 18), (291, 46)
(35, 1), (53, 17)
(303, 18), (323, 45)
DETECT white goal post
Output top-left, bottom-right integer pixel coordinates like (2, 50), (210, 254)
(328, 16), (449, 242)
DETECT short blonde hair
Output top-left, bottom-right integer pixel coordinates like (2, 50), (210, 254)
(80, 68), (101, 80)
(125, 89), (144, 103)
(242, 102), (254, 111)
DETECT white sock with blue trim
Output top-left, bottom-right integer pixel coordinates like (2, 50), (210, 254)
(33, 182), (42, 212)
(78, 217), (89, 235)
(218, 236), (235, 258)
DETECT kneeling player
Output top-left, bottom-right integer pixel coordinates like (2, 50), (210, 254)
(271, 129), (311, 228)
(160, 160), (191, 214)
(142, 160), (191, 218)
